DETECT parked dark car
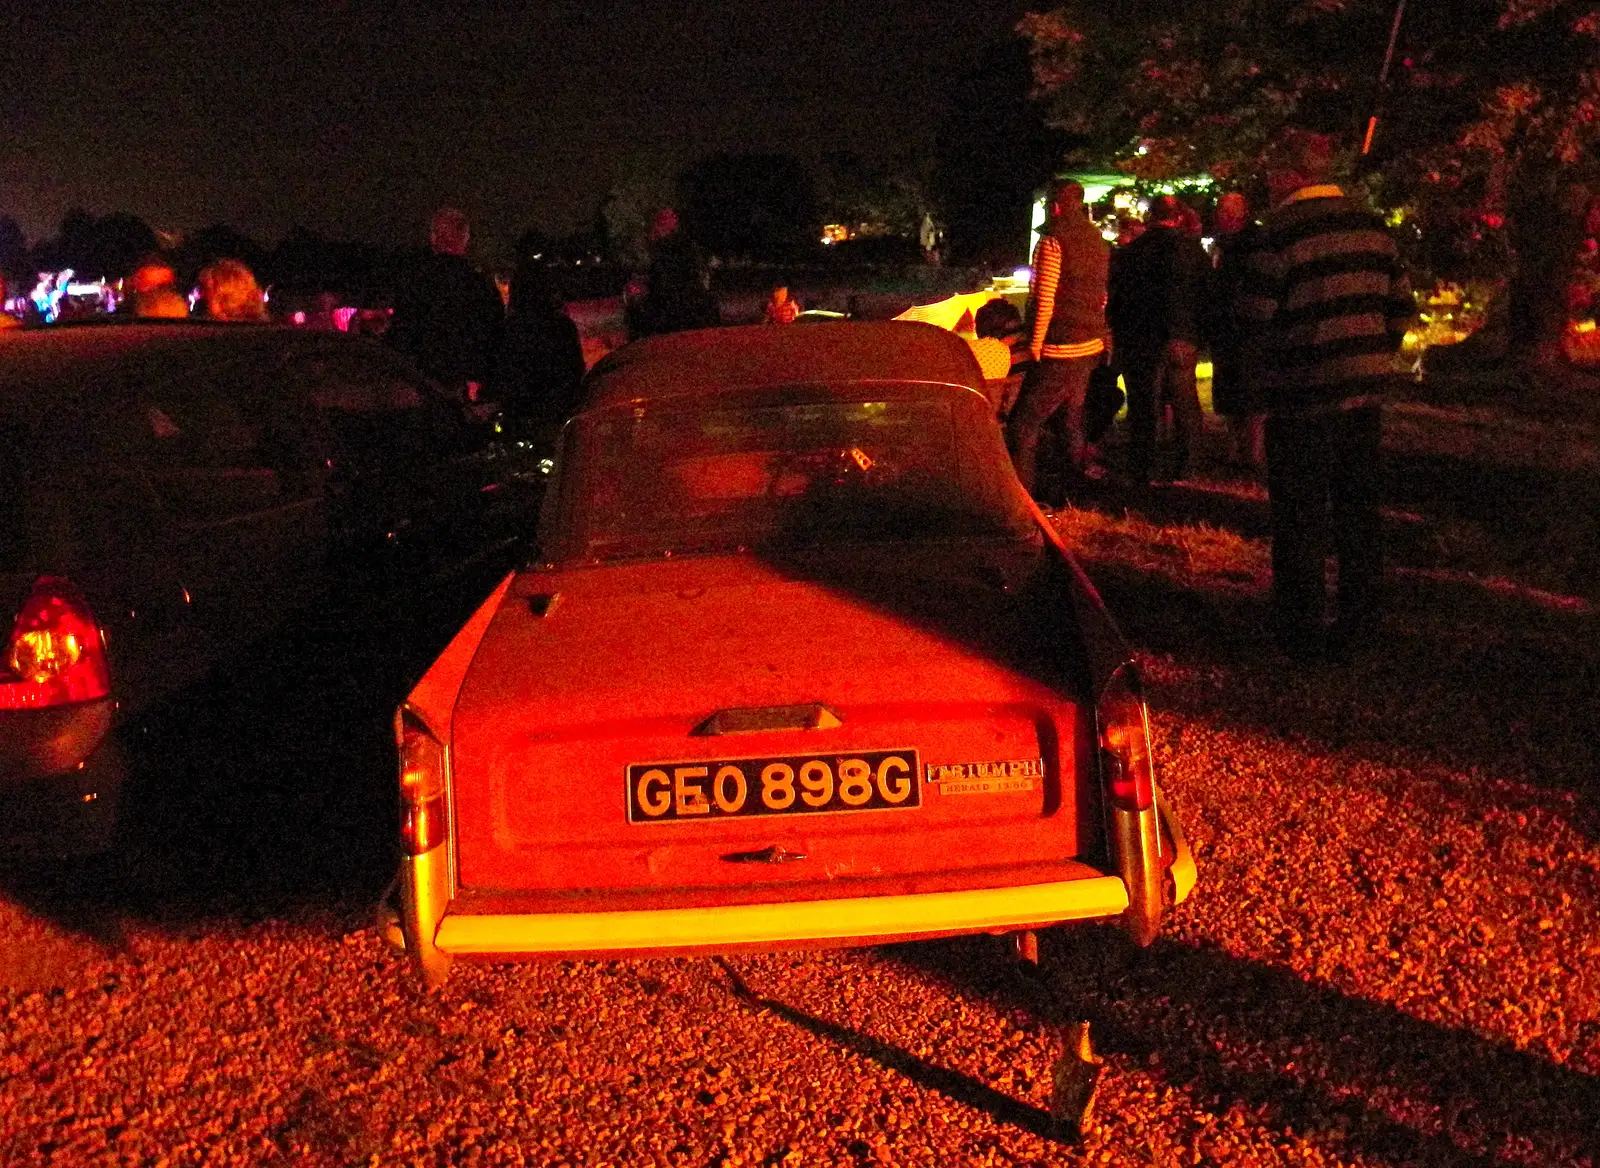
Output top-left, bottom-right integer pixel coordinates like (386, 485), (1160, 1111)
(0, 322), (542, 854)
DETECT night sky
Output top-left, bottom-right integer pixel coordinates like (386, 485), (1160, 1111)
(1, 1), (1029, 249)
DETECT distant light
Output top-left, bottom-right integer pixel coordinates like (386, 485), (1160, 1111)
(1012, 267), (1031, 284)
(332, 306), (357, 331)
(30, 270), (70, 322)
(292, 311), (306, 325)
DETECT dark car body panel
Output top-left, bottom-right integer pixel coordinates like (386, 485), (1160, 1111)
(0, 322), (543, 851)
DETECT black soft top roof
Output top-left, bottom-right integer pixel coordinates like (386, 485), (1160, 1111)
(581, 321), (986, 411)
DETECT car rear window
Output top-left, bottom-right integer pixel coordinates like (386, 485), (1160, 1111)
(552, 394), (1031, 561)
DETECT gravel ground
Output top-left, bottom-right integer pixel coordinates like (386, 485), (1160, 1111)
(2, 386), (1598, 1167)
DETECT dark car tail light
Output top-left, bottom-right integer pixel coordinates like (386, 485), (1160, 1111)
(1096, 664), (1154, 813)
(0, 577), (112, 710)
(397, 707), (448, 855)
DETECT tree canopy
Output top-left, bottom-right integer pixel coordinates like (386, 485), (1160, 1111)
(1018, 0), (1600, 363)
(1017, 0), (1600, 199)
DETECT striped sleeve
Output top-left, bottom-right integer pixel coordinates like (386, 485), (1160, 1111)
(1238, 235), (1285, 325)
(1029, 236), (1061, 355)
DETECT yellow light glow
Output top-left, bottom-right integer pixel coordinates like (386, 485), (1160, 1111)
(8, 629), (83, 684)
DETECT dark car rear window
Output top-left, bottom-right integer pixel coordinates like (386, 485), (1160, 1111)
(551, 391), (1032, 561)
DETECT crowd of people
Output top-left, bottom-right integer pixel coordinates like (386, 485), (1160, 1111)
(1007, 129), (1414, 663)
(1000, 184), (1247, 495)
(1, 206), (589, 451)
(98, 207), (584, 451)
(3, 143), (1414, 664)
(0, 255), (271, 328)
(123, 255), (271, 323)
(384, 206), (585, 447)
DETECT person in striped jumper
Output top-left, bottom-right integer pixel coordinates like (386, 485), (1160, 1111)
(1241, 131), (1415, 661)
(1006, 180), (1111, 500)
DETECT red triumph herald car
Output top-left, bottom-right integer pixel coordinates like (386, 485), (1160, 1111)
(388, 323), (1194, 987)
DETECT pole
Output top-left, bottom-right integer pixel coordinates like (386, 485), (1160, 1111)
(1362, 0), (1409, 155)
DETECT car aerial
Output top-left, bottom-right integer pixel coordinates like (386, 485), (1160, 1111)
(0, 320), (542, 855)
(387, 322), (1195, 988)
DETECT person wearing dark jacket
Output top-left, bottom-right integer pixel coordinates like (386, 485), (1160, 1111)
(1240, 131), (1414, 661)
(1206, 192), (1267, 469)
(629, 208), (720, 339)
(1107, 195), (1209, 484)
(1006, 180), (1111, 499)
(389, 208), (505, 400)
(492, 258), (586, 450)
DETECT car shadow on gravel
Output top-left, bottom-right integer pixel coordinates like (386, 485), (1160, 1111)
(0, 559), (517, 938)
(1058, 427), (1600, 828)
(1381, 448), (1600, 600)
(714, 957), (1065, 1144)
(892, 929), (1600, 1166)
(1084, 559), (1600, 840)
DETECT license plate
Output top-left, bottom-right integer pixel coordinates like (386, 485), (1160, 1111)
(626, 749), (920, 823)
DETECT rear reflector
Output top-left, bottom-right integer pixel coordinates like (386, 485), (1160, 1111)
(0, 577), (112, 710)
(1096, 665), (1154, 812)
(397, 706), (448, 855)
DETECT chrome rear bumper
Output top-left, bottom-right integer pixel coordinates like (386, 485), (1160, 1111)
(435, 874), (1131, 957)
(391, 793), (1196, 987)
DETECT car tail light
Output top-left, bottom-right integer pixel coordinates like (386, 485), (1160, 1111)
(397, 707), (447, 855)
(1096, 664), (1154, 813)
(0, 577), (112, 711)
